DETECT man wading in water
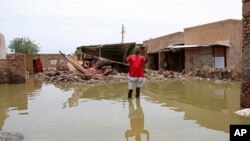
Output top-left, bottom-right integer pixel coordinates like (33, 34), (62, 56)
(123, 47), (148, 98)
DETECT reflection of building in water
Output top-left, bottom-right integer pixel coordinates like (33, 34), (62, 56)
(143, 80), (250, 132)
(125, 99), (149, 141)
(0, 77), (42, 130)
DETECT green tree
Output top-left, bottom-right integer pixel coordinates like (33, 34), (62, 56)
(9, 37), (40, 55)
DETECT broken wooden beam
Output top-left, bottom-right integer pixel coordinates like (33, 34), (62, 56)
(59, 51), (89, 74)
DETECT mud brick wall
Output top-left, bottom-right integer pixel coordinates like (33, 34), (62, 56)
(241, 0), (250, 107)
(26, 54), (34, 74)
(34, 54), (68, 70)
(0, 54), (26, 84)
(7, 54), (26, 83)
(0, 60), (10, 83)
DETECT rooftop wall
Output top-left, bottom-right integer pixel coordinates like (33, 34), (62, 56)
(184, 19), (241, 46)
(143, 32), (184, 53)
(184, 19), (242, 71)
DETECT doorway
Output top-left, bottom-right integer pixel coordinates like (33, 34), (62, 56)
(165, 49), (185, 72)
(213, 46), (227, 68)
(148, 53), (159, 70)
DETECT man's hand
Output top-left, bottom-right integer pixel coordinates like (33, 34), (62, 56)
(145, 45), (148, 63)
(123, 47), (128, 63)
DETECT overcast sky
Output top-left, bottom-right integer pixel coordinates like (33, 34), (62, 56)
(0, 0), (242, 53)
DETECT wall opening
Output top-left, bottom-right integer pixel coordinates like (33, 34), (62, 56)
(148, 53), (159, 70)
(165, 49), (185, 72)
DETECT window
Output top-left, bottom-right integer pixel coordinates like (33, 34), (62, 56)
(50, 59), (57, 65)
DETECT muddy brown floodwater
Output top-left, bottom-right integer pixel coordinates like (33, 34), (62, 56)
(0, 77), (250, 141)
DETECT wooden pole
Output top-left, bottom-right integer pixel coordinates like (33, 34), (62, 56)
(121, 24), (125, 43)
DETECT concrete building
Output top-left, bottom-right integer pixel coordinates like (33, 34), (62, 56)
(0, 33), (6, 59)
(183, 19), (242, 72)
(144, 19), (242, 73)
(143, 32), (184, 70)
(241, 0), (250, 107)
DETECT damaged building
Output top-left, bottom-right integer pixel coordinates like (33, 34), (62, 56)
(143, 32), (184, 71)
(144, 19), (242, 73)
(0, 33), (26, 84)
(25, 54), (68, 74)
(34, 54), (68, 71)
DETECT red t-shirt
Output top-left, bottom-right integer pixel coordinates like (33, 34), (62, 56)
(127, 55), (145, 77)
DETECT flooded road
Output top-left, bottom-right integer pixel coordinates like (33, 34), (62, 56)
(1, 77), (250, 141)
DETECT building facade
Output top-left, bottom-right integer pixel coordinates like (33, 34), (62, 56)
(184, 19), (242, 72)
(144, 19), (242, 74)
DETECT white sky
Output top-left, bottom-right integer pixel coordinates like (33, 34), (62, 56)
(0, 0), (242, 54)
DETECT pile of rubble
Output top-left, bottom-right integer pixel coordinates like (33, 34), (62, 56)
(39, 68), (128, 84)
(44, 52), (241, 84)
(38, 66), (241, 84)
(183, 67), (241, 80)
(146, 67), (241, 80)
(0, 132), (24, 141)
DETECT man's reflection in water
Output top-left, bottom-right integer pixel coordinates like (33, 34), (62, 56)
(125, 98), (149, 141)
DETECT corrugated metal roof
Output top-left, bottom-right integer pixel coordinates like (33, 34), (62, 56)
(77, 43), (136, 62)
(169, 45), (209, 49)
(160, 45), (209, 51)
(161, 44), (229, 51)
